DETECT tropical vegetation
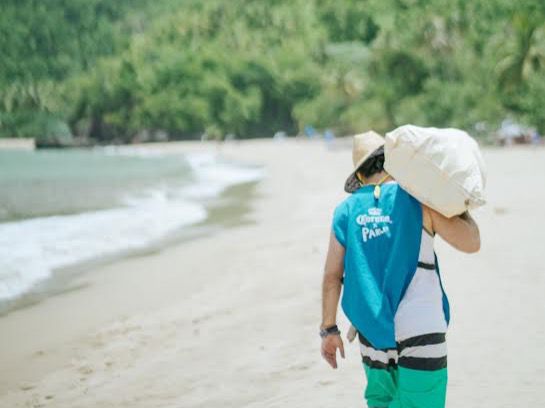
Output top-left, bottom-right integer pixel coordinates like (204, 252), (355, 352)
(1, 0), (544, 145)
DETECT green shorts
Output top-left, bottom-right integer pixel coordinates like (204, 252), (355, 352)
(359, 332), (448, 408)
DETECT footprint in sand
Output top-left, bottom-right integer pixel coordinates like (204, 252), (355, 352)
(77, 364), (94, 376)
(494, 207), (508, 215)
(289, 362), (311, 371)
(19, 382), (36, 391)
(29, 393), (45, 408)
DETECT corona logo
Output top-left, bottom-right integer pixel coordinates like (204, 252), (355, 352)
(368, 207), (382, 216)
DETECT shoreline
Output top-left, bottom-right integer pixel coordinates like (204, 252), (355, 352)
(0, 138), (35, 150)
(1, 140), (544, 407)
(0, 179), (260, 317)
(0, 138), (316, 396)
(0, 140), (266, 393)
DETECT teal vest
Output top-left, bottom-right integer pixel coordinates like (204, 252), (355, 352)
(332, 183), (449, 349)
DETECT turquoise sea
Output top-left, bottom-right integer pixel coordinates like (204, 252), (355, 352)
(0, 146), (262, 309)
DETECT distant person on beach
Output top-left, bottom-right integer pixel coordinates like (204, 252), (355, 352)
(320, 131), (480, 407)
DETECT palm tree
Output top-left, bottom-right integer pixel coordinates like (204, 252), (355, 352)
(497, 11), (545, 92)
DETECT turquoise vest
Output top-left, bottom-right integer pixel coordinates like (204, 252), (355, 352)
(332, 183), (449, 349)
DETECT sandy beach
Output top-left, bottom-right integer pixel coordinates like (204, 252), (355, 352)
(0, 138), (544, 407)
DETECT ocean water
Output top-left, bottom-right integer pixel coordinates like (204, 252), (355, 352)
(0, 146), (262, 306)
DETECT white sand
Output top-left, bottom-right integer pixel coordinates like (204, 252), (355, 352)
(0, 138), (35, 150)
(0, 139), (544, 407)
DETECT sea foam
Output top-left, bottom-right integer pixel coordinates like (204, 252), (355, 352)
(0, 150), (262, 304)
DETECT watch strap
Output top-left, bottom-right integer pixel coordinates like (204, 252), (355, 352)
(319, 324), (341, 338)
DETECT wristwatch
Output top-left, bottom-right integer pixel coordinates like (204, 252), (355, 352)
(319, 324), (341, 338)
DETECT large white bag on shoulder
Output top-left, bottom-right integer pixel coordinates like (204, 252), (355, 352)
(384, 125), (486, 218)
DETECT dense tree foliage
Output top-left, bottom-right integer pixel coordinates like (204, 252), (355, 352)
(1, 0), (544, 144)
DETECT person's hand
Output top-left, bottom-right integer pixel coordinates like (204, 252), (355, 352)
(321, 334), (345, 369)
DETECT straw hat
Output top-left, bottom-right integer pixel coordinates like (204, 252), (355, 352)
(344, 131), (385, 193)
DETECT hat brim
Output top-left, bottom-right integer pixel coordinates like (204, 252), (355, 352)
(344, 172), (362, 193)
(344, 145), (385, 193)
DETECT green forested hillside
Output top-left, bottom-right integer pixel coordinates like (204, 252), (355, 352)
(1, 0), (544, 144)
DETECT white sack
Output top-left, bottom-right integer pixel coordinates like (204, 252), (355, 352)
(384, 125), (486, 218)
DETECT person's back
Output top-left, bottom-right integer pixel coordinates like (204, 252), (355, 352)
(320, 131), (480, 408)
(334, 181), (439, 350)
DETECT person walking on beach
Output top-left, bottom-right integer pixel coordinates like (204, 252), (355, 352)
(320, 131), (480, 407)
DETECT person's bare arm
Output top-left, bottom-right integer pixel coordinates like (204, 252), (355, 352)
(322, 231), (344, 327)
(320, 231), (345, 369)
(427, 207), (481, 253)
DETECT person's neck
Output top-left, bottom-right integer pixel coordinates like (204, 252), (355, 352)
(364, 171), (390, 185)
